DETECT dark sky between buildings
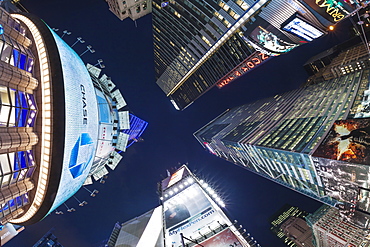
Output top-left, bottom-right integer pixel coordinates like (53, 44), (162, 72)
(8, 0), (354, 246)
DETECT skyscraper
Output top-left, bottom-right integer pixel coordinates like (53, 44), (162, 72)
(106, 165), (260, 247)
(153, 0), (354, 110)
(270, 204), (313, 247)
(105, 0), (152, 21)
(306, 205), (370, 246)
(194, 39), (370, 228)
(0, 8), (140, 226)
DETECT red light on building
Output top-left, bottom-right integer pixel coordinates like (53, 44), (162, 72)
(216, 52), (270, 88)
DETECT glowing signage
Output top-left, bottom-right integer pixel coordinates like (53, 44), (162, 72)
(282, 16), (325, 41)
(216, 52), (270, 88)
(47, 27), (99, 215)
(249, 26), (298, 53)
(164, 183), (227, 246)
(199, 228), (242, 246)
(313, 119), (370, 165)
(302, 0), (350, 23)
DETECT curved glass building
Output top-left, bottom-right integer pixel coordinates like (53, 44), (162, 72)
(0, 8), (142, 226)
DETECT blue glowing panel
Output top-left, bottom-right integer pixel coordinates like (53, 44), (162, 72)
(47, 27), (99, 215)
(97, 95), (110, 123)
(282, 17), (324, 42)
(68, 133), (94, 178)
(122, 114), (148, 148)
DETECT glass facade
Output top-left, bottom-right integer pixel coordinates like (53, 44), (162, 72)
(153, 0), (330, 110)
(194, 43), (370, 228)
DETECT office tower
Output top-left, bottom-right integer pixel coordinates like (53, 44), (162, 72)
(33, 229), (63, 247)
(152, 0), (356, 110)
(106, 207), (164, 247)
(105, 0), (152, 21)
(0, 9), (137, 226)
(306, 205), (370, 246)
(270, 204), (313, 247)
(194, 39), (370, 228)
(106, 165), (259, 246)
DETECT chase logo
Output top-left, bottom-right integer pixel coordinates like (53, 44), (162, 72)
(69, 133), (94, 178)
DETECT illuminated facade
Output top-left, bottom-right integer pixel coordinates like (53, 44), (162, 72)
(106, 165), (259, 247)
(306, 205), (370, 247)
(0, 9), (138, 226)
(153, 0), (355, 110)
(270, 205), (313, 247)
(105, 0), (152, 21)
(121, 113), (148, 148)
(194, 41), (370, 228)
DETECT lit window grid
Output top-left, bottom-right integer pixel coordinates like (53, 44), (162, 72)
(0, 9), (26, 36)
(0, 151), (35, 186)
(0, 193), (29, 219)
(0, 31), (34, 73)
(10, 14), (53, 224)
(0, 86), (37, 127)
(166, 0), (269, 96)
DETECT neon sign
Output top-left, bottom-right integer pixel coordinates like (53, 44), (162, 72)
(216, 52), (270, 88)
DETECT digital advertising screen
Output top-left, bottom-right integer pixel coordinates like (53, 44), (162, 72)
(47, 27), (99, 215)
(163, 183), (228, 247)
(313, 118), (370, 165)
(161, 167), (190, 191)
(249, 26), (297, 53)
(301, 0), (350, 23)
(199, 228), (242, 247)
(282, 15), (324, 42)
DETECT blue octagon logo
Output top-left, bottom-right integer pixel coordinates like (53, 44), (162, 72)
(69, 133), (94, 178)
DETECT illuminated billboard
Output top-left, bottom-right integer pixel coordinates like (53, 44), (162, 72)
(282, 15), (324, 42)
(249, 26), (297, 54)
(216, 52), (270, 88)
(301, 0), (350, 23)
(163, 183), (229, 246)
(46, 28), (99, 215)
(199, 228), (243, 246)
(313, 118), (370, 165)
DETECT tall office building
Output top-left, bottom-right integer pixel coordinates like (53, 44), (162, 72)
(306, 205), (370, 246)
(33, 229), (63, 247)
(270, 204), (313, 247)
(0, 8), (139, 226)
(105, 0), (152, 21)
(152, 0), (355, 110)
(194, 39), (370, 228)
(106, 165), (259, 247)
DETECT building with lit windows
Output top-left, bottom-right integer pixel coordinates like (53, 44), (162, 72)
(105, 0), (152, 21)
(106, 165), (259, 247)
(153, 0), (356, 110)
(0, 8), (140, 226)
(270, 204), (313, 247)
(306, 205), (370, 247)
(194, 40), (370, 229)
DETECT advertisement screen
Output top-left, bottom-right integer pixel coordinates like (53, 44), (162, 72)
(161, 167), (190, 191)
(313, 119), (370, 165)
(301, 0), (350, 23)
(47, 28), (99, 214)
(249, 26), (297, 53)
(163, 183), (228, 246)
(199, 228), (242, 247)
(312, 156), (370, 227)
(282, 16), (324, 41)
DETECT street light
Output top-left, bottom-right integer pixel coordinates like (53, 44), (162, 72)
(94, 59), (105, 69)
(61, 30), (71, 38)
(71, 37), (85, 47)
(80, 45), (95, 56)
(82, 186), (99, 197)
(73, 196), (88, 207)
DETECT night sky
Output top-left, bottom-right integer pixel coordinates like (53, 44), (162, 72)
(8, 1), (353, 246)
